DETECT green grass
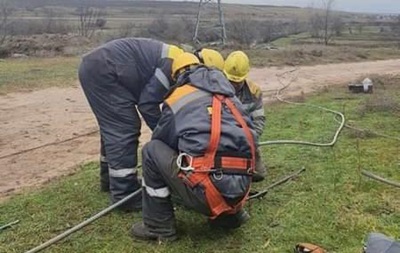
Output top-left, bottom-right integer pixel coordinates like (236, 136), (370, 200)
(1, 76), (400, 253)
(245, 45), (400, 67)
(0, 57), (80, 94)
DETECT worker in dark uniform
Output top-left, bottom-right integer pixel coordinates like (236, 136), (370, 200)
(224, 51), (267, 182)
(78, 38), (183, 212)
(130, 53), (257, 242)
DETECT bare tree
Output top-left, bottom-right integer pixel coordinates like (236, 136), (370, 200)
(332, 16), (344, 36)
(322, 0), (335, 45)
(138, 16), (195, 43)
(0, 0), (13, 45)
(309, 12), (324, 42)
(309, 0), (339, 45)
(227, 16), (257, 47)
(76, 0), (106, 38)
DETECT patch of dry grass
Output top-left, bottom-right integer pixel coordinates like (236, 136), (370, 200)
(0, 57), (80, 94)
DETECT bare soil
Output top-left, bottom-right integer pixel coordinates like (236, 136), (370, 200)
(1, 59), (400, 201)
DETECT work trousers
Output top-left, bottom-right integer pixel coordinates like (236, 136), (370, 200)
(141, 140), (210, 233)
(78, 56), (141, 206)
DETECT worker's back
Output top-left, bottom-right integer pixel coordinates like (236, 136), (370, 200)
(153, 66), (257, 205)
(82, 38), (164, 99)
(153, 66), (256, 157)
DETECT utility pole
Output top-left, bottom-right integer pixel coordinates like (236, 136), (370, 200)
(193, 0), (227, 45)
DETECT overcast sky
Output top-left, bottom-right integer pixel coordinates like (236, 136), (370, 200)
(218, 0), (399, 14)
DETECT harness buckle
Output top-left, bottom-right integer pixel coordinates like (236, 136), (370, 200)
(212, 169), (224, 181)
(176, 153), (195, 172)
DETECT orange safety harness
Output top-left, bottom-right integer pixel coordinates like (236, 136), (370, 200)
(178, 94), (256, 219)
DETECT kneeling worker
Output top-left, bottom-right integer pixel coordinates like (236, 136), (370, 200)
(224, 51), (267, 182)
(131, 53), (257, 241)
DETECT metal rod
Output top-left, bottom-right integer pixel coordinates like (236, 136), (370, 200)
(25, 188), (142, 253)
(0, 220), (20, 231)
(193, 0), (203, 43)
(248, 167), (306, 200)
(217, 0), (226, 44)
(362, 170), (400, 189)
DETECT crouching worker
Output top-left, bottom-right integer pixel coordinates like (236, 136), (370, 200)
(131, 53), (257, 242)
(224, 51), (267, 182)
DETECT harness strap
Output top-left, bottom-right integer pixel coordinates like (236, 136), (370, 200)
(191, 157), (251, 171)
(224, 98), (256, 169)
(179, 94), (256, 219)
(223, 98), (256, 211)
(201, 95), (223, 170)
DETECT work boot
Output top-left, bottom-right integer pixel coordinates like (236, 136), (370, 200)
(208, 209), (250, 229)
(130, 222), (178, 242)
(252, 150), (267, 183)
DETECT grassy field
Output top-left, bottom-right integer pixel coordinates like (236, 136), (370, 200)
(2, 41), (400, 94)
(245, 45), (400, 67)
(0, 57), (80, 94)
(2, 0), (400, 70)
(1, 75), (399, 252)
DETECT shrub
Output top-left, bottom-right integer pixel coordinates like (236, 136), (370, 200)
(136, 16), (196, 44)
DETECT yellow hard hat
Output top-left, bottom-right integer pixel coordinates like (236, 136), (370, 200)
(223, 51), (250, 83)
(195, 48), (225, 71)
(171, 52), (200, 79)
(167, 45), (184, 60)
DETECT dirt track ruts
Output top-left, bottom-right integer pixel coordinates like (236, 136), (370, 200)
(1, 59), (400, 201)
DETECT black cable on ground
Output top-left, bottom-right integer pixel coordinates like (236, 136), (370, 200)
(248, 167), (306, 200)
(0, 130), (99, 160)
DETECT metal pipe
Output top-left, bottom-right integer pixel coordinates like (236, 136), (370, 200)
(25, 188), (142, 253)
(362, 170), (400, 189)
(248, 167), (306, 200)
(0, 220), (20, 231)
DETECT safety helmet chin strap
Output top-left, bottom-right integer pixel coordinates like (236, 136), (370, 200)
(194, 49), (204, 64)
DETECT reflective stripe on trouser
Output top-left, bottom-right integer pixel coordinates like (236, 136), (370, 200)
(79, 58), (141, 204)
(141, 140), (210, 233)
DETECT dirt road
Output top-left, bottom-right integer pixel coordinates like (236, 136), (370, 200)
(1, 59), (399, 200)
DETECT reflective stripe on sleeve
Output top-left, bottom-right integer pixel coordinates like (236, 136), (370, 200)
(108, 167), (137, 178)
(161, 43), (169, 58)
(170, 90), (210, 113)
(142, 179), (170, 198)
(251, 108), (265, 118)
(155, 68), (170, 90)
